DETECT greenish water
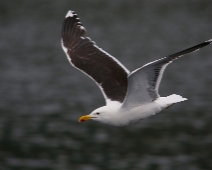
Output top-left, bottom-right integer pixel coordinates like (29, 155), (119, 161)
(0, 1), (212, 170)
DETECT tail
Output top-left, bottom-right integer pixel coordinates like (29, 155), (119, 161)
(156, 94), (187, 109)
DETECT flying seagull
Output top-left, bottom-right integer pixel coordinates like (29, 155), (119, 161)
(61, 10), (212, 126)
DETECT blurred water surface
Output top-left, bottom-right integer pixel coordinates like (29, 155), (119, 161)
(0, 1), (212, 170)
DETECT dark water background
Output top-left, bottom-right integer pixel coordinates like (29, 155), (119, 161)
(0, 1), (212, 170)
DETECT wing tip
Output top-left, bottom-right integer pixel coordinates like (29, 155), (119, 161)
(65, 10), (75, 18)
(205, 39), (212, 44)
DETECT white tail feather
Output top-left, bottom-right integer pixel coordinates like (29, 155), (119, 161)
(156, 94), (187, 109)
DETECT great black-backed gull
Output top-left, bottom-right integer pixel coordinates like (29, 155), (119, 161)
(61, 10), (211, 126)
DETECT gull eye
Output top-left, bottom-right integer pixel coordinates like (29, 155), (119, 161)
(96, 112), (100, 115)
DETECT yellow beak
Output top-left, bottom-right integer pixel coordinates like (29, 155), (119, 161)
(78, 115), (92, 122)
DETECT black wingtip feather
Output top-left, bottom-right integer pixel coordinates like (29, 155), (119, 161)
(205, 39), (212, 44)
(62, 10), (86, 38)
(167, 39), (212, 61)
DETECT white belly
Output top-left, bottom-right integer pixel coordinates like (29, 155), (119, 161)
(106, 94), (187, 126)
(114, 101), (162, 126)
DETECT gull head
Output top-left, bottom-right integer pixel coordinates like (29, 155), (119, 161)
(78, 101), (123, 125)
(78, 106), (110, 123)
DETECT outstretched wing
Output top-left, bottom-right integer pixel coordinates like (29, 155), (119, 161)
(122, 39), (212, 108)
(61, 11), (129, 104)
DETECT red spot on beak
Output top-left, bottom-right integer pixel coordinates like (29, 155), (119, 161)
(79, 115), (91, 122)
(80, 119), (85, 122)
